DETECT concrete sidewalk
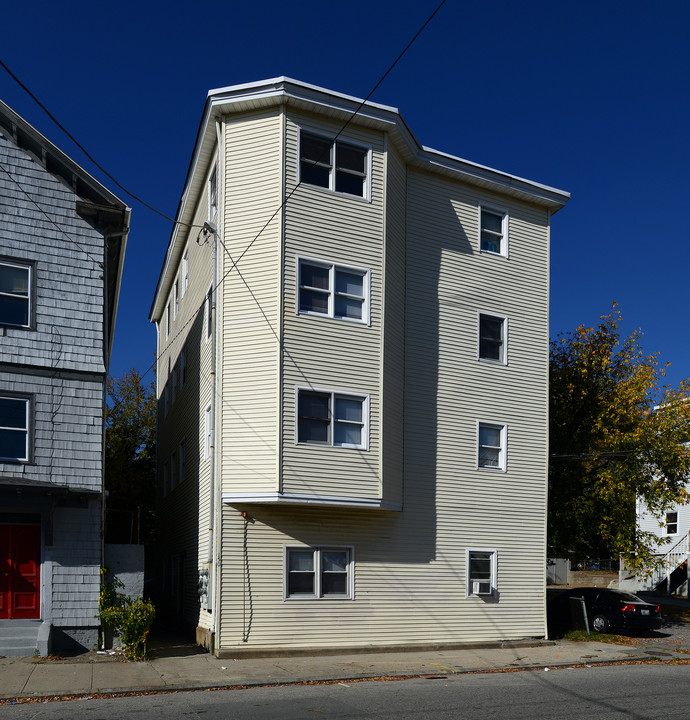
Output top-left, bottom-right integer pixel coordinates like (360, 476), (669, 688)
(0, 640), (660, 701)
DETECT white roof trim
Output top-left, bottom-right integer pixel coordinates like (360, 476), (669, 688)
(222, 491), (401, 511)
(150, 77), (570, 320)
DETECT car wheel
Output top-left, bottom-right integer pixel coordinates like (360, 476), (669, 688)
(591, 614), (610, 633)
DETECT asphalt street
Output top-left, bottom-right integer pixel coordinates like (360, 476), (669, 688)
(1, 664), (688, 720)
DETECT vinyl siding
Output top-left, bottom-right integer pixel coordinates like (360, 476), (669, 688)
(216, 159), (551, 650)
(156, 149), (216, 629)
(380, 137), (406, 507)
(219, 110), (282, 494)
(280, 112), (384, 500)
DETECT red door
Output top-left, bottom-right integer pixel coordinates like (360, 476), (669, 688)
(0, 524), (41, 619)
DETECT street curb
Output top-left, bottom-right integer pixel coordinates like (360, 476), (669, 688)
(0, 654), (662, 705)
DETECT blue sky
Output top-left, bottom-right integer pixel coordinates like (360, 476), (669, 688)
(2, 0), (688, 389)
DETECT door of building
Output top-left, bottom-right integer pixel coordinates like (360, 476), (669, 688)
(0, 524), (41, 619)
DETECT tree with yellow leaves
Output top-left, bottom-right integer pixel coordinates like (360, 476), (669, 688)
(549, 306), (690, 572)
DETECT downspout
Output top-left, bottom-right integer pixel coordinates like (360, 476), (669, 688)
(208, 117), (223, 651)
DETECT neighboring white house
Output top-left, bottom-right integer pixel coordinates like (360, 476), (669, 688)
(0, 100), (129, 655)
(149, 77), (570, 655)
(624, 496), (690, 596)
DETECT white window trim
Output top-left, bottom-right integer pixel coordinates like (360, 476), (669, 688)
(173, 278), (179, 320)
(165, 302), (171, 339)
(179, 440), (185, 486)
(479, 204), (509, 258)
(204, 403), (212, 460)
(297, 127), (372, 202)
(665, 511), (678, 535)
(296, 256), (370, 325)
(179, 347), (186, 387)
(0, 259), (32, 329)
(478, 311), (508, 365)
(208, 164), (218, 221)
(283, 545), (354, 600)
(181, 247), (189, 297)
(295, 386), (369, 450)
(477, 420), (507, 472)
(466, 548), (498, 598)
(205, 285), (213, 342)
(0, 395), (30, 462)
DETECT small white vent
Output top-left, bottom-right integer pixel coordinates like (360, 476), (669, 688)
(472, 581), (492, 596)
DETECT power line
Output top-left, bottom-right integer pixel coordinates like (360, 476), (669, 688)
(0, 159), (103, 267)
(0, 58), (191, 226)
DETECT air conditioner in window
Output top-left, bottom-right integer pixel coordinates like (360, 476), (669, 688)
(472, 581), (492, 596)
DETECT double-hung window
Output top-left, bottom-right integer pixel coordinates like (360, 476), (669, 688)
(204, 403), (212, 460)
(178, 440), (185, 485)
(209, 166), (217, 220)
(299, 131), (369, 199)
(181, 248), (189, 297)
(666, 511), (678, 535)
(0, 260), (32, 328)
(297, 388), (368, 449)
(467, 548), (497, 597)
(480, 206), (508, 256)
(205, 286), (213, 341)
(0, 396), (30, 462)
(479, 313), (507, 364)
(298, 258), (369, 323)
(478, 421), (507, 471)
(173, 278), (179, 320)
(285, 547), (353, 599)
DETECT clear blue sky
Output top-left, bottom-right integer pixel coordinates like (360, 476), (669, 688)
(2, 0), (688, 389)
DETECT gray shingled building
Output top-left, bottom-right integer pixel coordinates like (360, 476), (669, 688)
(0, 99), (129, 655)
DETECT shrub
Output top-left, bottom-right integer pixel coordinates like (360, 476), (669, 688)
(98, 568), (155, 661)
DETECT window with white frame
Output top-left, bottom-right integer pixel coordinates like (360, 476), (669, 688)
(181, 248), (189, 297)
(0, 395), (30, 462)
(285, 547), (352, 599)
(478, 421), (507, 470)
(205, 286), (213, 341)
(166, 302), (171, 339)
(178, 440), (185, 485)
(479, 313), (506, 364)
(480, 206), (508, 256)
(209, 165), (217, 220)
(170, 452), (177, 492)
(299, 131), (369, 198)
(173, 278), (179, 319)
(204, 403), (212, 460)
(297, 258), (369, 323)
(179, 347), (186, 387)
(666, 511), (678, 535)
(466, 548), (497, 597)
(297, 388), (367, 449)
(0, 260), (32, 328)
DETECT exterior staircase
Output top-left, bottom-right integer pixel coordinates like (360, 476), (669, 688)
(0, 619), (49, 657)
(646, 532), (689, 595)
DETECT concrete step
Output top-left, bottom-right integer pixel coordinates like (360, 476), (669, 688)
(0, 620), (41, 657)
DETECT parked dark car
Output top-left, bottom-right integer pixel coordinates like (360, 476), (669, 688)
(547, 587), (662, 635)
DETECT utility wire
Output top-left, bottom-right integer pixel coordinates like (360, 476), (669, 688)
(0, 58), (188, 226)
(0, 159), (103, 267)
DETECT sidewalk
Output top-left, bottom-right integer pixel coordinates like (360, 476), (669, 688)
(0, 639), (657, 702)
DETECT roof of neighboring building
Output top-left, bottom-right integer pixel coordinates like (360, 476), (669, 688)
(0, 99), (131, 364)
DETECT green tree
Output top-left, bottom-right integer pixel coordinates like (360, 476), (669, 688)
(105, 370), (156, 546)
(549, 306), (690, 571)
